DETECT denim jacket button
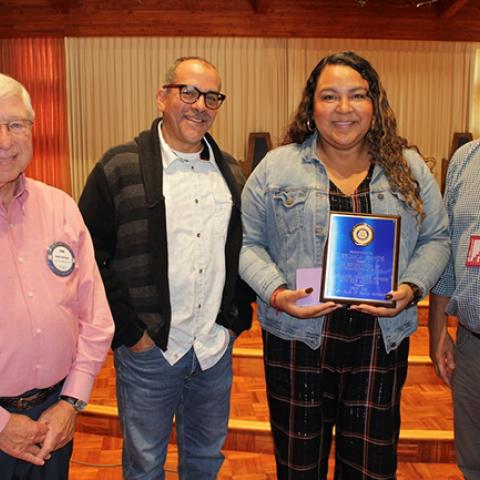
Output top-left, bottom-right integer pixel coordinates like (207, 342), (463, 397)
(377, 193), (384, 200)
(285, 197), (294, 206)
(390, 342), (397, 348)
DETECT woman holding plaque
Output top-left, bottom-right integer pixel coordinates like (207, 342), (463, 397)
(239, 51), (449, 479)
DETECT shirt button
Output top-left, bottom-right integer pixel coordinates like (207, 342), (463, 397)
(194, 199), (199, 204)
(35, 364), (41, 369)
(27, 292), (34, 298)
(197, 233), (201, 238)
(36, 328), (42, 334)
(10, 224), (14, 228)
(191, 166), (194, 171)
(18, 257), (24, 263)
(199, 269), (203, 274)
(377, 193), (384, 200)
(198, 304), (202, 309)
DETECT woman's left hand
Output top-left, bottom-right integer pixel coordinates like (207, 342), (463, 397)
(348, 283), (415, 317)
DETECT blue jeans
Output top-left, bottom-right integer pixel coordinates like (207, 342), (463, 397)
(114, 340), (234, 480)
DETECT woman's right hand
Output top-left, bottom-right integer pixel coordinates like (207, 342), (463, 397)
(270, 287), (341, 319)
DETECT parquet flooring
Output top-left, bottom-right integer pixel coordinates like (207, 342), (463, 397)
(73, 305), (463, 478)
(70, 432), (463, 479)
(87, 317), (456, 430)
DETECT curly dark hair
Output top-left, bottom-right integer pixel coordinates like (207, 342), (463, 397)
(283, 51), (425, 221)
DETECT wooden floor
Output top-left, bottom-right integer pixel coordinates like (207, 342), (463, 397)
(70, 433), (277, 480)
(71, 305), (464, 479)
(70, 431), (463, 479)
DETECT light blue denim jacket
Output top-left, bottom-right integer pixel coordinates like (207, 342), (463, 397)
(239, 134), (450, 353)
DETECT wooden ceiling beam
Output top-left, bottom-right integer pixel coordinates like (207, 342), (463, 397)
(49, 0), (81, 14)
(438, 0), (471, 19)
(249, 0), (270, 14)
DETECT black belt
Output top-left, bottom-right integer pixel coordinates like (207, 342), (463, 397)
(461, 324), (480, 340)
(0, 380), (63, 411)
(469, 330), (480, 340)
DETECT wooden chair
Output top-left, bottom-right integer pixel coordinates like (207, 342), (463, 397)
(440, 132), (473, 194)
(242, 132), (272, 178)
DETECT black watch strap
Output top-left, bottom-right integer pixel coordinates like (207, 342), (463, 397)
(60, 395), (87, 412)
(404, 282), (422, 307)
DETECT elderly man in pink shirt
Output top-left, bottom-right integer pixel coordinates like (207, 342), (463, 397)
(0, 74), (114, 479)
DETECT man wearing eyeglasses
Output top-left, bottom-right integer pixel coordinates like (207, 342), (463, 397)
(0, 74), (114, 479)
(79, 56), (253, 479)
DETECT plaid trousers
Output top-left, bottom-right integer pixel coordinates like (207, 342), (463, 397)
(262, 309), (409, 480)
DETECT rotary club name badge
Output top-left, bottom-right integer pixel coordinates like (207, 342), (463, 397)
(47, 242), (76, 276)
(351, 223), (374, 247)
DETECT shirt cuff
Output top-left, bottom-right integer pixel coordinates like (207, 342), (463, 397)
(431, 281), (454, 297)
(61, 370), (95, 404)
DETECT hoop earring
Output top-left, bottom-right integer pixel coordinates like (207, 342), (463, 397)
(306, 118), (316, 133)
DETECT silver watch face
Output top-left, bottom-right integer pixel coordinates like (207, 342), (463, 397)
(61, 396), (87, 412)
(74, 399), (87, 412)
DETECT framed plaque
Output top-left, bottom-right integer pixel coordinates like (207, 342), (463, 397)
(321, 212), (400, 307)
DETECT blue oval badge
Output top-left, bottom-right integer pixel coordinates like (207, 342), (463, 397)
(47, 242), (75, 276)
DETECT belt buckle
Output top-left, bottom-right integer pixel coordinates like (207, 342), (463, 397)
(0, 380), (61, 411)
(16, 397), (34, 410)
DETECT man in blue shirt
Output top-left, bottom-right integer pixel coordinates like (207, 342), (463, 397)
(429, 139), (480, 480)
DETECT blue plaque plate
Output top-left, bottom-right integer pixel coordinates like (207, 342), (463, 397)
(321, 212), (400, 306)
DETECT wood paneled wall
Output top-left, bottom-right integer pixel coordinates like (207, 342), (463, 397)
(2, 0), (480, 41)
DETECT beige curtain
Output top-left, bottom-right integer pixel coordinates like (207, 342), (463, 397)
(66, 37), (474, 199)
(470, 44), (480, 139)
(287, 39), (474, 175)
(66, 37), (288, 199)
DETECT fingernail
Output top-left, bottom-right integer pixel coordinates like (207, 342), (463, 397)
(385, 293), (393, 299)
(305, 287), (313, 294)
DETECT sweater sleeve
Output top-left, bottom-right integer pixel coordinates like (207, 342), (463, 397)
(78, 163), (145, 349)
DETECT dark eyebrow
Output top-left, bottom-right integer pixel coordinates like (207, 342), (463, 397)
(318, 86), (368, 93)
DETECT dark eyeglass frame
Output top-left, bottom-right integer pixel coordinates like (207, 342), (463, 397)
(0, 119), (33, 135)
(163, 84), (226, 110)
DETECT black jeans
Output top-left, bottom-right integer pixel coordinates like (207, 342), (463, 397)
(0, 382), (73, 480)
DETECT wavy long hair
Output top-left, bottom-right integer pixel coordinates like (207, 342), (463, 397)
(284, 51), (425, 221)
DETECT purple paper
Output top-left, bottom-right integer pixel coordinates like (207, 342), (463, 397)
(296, 267), (322, 306)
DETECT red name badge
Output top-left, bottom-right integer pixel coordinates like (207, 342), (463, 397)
(466, 235), (480, 267)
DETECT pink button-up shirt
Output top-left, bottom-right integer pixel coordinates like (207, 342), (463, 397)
(0, 175), (114, 431)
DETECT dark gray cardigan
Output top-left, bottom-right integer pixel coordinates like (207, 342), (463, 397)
(79, 118), (253, 350)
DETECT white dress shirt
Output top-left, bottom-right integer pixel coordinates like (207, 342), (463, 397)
(158, 123), (232, 369)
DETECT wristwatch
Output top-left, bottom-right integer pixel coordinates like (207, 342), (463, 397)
(60, 395), (87, 412)
(404, 282), (422, 307)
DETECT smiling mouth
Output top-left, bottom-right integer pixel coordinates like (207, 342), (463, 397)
(333, 120), (355, 125)
(185, 115), (207, 124)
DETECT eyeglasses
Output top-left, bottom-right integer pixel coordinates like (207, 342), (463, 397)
(163, 84), (226, 110)
(0, 119), (33, 136)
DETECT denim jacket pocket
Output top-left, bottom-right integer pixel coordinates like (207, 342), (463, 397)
(272, 189), (308, 235)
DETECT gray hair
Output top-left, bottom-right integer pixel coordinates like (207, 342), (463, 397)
(0, 73), (35, 121)
(164, 56), (220, 87)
